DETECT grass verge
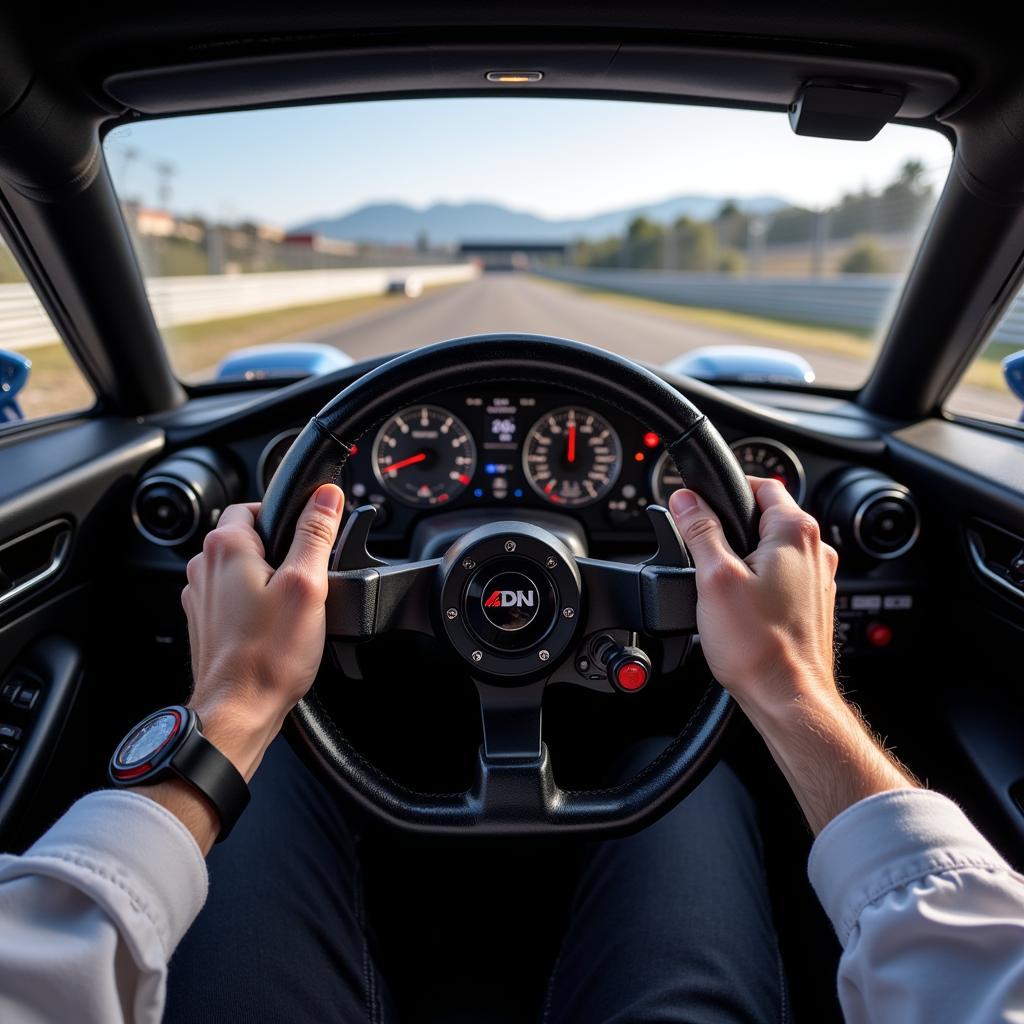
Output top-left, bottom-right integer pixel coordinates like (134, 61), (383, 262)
(534, 276), (1011, 391)
(8, 289), (427, 419)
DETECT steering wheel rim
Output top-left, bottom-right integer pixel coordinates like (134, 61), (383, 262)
(258, 334), (759, 837)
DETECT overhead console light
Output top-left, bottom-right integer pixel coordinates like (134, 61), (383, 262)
(486, 71), (544, 83)
(788, 82), (904, 141)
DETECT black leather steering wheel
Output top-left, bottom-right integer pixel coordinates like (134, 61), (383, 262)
(258, 335), (758, 837)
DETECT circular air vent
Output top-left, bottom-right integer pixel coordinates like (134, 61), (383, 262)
(821, 469), (920, 563)
(131, 476), (201, 547)
(853, 489), (920, 560)
(130, 448), (235, 548)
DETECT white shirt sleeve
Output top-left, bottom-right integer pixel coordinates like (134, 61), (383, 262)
(809, 788), (1024, 1024)
(0, 789), (208, 1024)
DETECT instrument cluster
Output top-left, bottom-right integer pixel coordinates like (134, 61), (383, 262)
(257, 389), (808, 544)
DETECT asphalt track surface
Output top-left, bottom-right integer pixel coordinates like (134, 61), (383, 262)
(287, 273), (1014, 420)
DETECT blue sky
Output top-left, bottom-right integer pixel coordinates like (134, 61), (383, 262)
(104, 98), (953, 228)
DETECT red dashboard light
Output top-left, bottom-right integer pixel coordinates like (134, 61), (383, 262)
(634, 452), (645, 462)
(643, 431), (660, 449)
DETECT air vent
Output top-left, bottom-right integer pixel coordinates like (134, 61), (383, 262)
(132, 476), (201, 547)
(853, 489), (920, 560)
(821, 469), (920, 562)
(131, 448), (235, 548)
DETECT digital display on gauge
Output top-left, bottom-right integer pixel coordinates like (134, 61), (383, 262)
(465, 395), (536, 451)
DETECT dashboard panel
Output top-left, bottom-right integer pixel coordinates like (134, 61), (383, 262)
(128, 366), (928, 662)
(252, 388), (814, 550)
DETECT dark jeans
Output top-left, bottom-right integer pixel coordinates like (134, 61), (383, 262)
(166, 739), (787, 1024)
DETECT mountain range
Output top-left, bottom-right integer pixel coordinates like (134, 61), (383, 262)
(292, 194), (790, 246)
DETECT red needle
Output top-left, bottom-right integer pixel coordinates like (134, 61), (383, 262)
(567, 423), (577, 464)
(385, 452), (427, 474)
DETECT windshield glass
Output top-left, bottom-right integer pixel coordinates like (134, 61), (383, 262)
(103, 98), (951, 388)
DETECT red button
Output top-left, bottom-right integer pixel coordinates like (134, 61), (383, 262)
(865, 622), (893, 648)
(616, 661), (649, 691)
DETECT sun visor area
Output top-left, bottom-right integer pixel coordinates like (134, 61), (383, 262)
(788, 82), (904, 140)
(103, 44), (958, 121)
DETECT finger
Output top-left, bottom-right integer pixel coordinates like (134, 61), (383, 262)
(216, 503), (265, 534)
(668, 488), (744, 572)
(277, 485), (345, 584)
(209, 502), (266, 557)
(747, 477), (816, 545)
(747, 475), (798, 513)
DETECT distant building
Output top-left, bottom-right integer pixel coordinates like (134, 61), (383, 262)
(283, 233), (358, 256)
(122, 203), (205, 242)
(457, 240), (569, 271)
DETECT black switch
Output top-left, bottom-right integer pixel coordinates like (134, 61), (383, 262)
(1009, 548), (1024, 587)
(0, 741), (16, 778)
(12, 687), (38, 711)
(0, 681), (20, 704)
(0, 723), (21, 741)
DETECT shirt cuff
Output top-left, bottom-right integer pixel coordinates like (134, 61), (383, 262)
(808, 787), (1014, 946)
(0, 789), (208, 958)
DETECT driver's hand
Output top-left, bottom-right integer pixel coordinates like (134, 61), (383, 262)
(180, 484), (345, 779)
(668, 478), (839, 720)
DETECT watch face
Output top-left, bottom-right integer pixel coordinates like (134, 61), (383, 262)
(113, 709), (183, 776)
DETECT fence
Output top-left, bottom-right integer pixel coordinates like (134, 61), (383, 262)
(538, 267), (1024, 347)
(0, 264), (480, 351)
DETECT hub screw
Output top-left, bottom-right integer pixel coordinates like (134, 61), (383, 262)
(471, 650), (483, 662)
(446, 608), (459, 620)
(461, 558), (475, 570)
(545, 556), (558, 569)
(562, 607), (575, 619)
(505, 540), (517, 552)
(539, 649), (550, 662)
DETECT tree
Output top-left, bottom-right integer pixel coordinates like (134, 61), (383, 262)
(840, 236), (888, 274)
(670, 217), (718, 271)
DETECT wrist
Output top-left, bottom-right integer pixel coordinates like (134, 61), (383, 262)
(732, 666), (845, 736)
(739, 682), (915, 834)
(188, 696), (286, 782)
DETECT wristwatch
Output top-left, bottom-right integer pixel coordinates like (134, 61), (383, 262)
(108, 705), (250, 842)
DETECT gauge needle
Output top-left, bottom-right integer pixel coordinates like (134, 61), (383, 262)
(567, 423), (577, 464)
(386, 452), (427, 473)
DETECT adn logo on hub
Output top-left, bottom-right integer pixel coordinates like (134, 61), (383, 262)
(484, 589), (536, 608)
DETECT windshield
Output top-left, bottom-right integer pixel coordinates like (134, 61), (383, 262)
(102, 98), (952, 389)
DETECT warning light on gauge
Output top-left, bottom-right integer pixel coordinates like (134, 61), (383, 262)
(634, 452), (645, 463)
(642, 432), (660, 449)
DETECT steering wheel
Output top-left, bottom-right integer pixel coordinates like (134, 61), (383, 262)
(258, 335), (758, 837)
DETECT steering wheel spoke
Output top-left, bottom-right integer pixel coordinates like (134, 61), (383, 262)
(325, 558), (440, 640)
(576, 558), (698, 638)
(475, 677), (546, 762)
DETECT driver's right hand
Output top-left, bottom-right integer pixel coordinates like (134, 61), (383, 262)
(668, 477), (841, 723)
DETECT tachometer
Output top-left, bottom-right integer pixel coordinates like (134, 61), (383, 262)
(258, 429), (302, 496)
(372, 405), (476, 508)
(523, 406), (622, 507)
(650, 451), (685, 507)
(729, 437), (806, 504)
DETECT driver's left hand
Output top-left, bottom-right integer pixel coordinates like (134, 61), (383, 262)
(180, 484), (345, 779)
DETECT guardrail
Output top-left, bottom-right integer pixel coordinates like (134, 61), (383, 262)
(538, 267), (1024, 348)
(0, 264), (480, 351)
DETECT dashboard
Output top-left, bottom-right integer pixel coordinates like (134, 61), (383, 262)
(128, 371), (927, 661)
(253, 388), (808, 550)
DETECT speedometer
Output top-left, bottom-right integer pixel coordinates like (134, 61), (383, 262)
(729, 437), (806, 503)
(523, 406), (622, 507)
(372, 405), (477, 508)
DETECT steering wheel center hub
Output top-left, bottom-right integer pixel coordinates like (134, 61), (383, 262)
(438, 522), (582, 679)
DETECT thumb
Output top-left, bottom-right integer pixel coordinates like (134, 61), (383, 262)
(668, 488), (739, 570)
(279, 484), (345, 580)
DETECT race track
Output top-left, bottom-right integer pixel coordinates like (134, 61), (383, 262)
(286, 273), (1014, 420)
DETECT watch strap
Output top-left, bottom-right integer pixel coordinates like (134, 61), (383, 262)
(170, 716), (251, 843)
